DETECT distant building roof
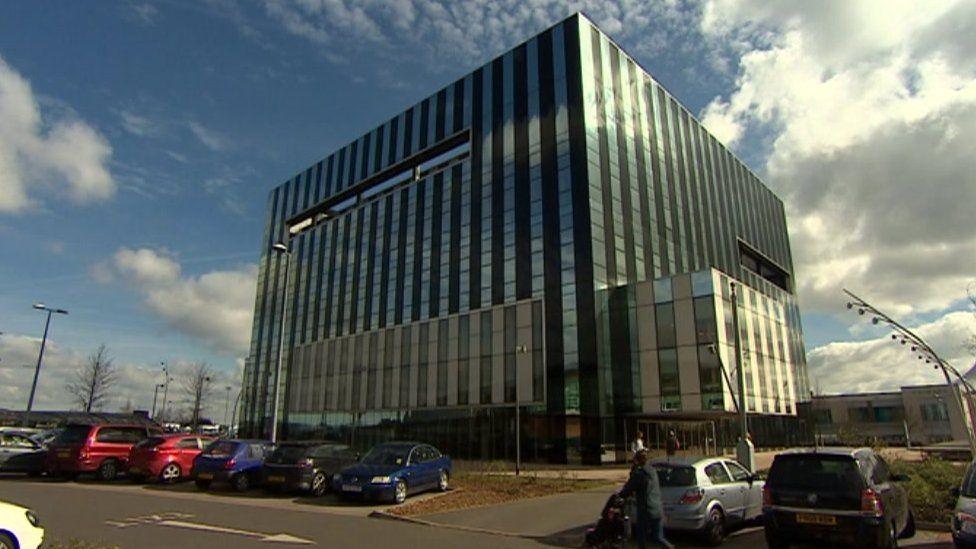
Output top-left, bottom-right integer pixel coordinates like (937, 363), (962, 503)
(0, 409), (156, 428)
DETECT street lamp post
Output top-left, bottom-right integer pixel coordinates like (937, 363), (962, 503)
(270, 241), (292, 443)
(224, 385), (232, 426)
(24, 303), (68, 426)
(159, 362), (170, 423)
(151, 383), (165, 419)
(729, 284), (754, 471)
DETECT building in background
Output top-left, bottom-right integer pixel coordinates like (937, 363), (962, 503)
(239, 13), (810, 464)
(812, 384), (971, 446)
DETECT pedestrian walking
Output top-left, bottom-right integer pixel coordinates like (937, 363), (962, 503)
(631, 430), (646, 455)
(619, 449), (672, 549)
(665, 429), (680, 458)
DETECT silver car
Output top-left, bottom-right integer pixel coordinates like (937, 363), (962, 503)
(652, 456), (763, 545)
(951, 459), (976, 548)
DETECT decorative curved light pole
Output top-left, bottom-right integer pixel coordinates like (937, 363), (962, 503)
(844, 289), (976, 454)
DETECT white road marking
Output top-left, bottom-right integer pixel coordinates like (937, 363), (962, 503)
(106, 512), (315, 544)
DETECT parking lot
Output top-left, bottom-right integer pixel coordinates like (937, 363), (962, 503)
(0, 474), (955, 548)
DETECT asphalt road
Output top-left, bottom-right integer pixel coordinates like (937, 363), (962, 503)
(0, 475), (954, 548)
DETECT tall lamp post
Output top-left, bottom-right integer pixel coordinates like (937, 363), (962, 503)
(728, 284), (754, 471)
(844, 289), (976, 455)
(270, 241), (292, 443)
(158, 362), (171, 423)
(223, 385), (232, 426)
(151, 383), (165, 419)
(24, 303), (68, 426)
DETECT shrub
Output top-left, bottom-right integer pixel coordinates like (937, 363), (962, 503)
(889, 457), (966, 523)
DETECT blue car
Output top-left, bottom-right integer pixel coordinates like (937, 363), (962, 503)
(192, 439), (273, 492)
(333, 442), (451, 504)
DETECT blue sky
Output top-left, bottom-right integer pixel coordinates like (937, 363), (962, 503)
(1, 1), (973, 415)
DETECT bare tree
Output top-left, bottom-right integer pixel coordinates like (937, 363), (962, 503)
(65, 344), (118, 412)
(180, 362), (214, 431)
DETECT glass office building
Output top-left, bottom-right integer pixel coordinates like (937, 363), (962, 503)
(239, 13), (810, 463)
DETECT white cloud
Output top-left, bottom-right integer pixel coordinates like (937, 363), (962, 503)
(809, 310), (976, 394)
(188, 120), (228, 152)
(261, 1), (702, 70)
(0, 333), (241, 419)
(105, 248), (257, 357)
(0, 54), (115, 213)
(118, 110), (157, 136)
(698, 0), (976, 315)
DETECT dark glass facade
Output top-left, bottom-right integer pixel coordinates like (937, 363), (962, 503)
(240, 13), (810, 464)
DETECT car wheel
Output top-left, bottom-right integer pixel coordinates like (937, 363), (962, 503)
(232, 473), (250, 492)
(160, 463), (182, 484)
(311, 472), (328, 497)
(195, 479), (211, 490)
(0, 532), (16, 549)
(98, 460), (119, 481)
(901, 509), (916, 539)
(438, 470), (449, 492)
(393, 479), (407, 504)
(703, 507), (725, 546)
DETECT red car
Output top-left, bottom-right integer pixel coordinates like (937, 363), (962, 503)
(127, 435), (216, 483)
(45, 423), (163, 481)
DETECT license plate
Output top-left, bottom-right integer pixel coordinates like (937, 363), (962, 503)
(342, 484), (362, 493)
(267, 475), (285, 483)
(198, 473), (214, 480)
(796, 513), (837, 526)
(57, 451), (70, 458)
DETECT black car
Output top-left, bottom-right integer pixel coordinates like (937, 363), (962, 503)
(261, 441), (359, 496)
(0, 432), (47, 476)
(763, 447), (915, 549)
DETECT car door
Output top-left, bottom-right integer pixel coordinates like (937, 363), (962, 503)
(704, 462), (740, 518)
(724, 460), (760, 520)
(175, 437), (200, 471)
(404, 446), (424, 492)
(0, 434), (13, 466)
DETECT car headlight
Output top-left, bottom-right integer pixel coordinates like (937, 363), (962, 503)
(371, 476), (392, 484)
(26, 510), (40, 527)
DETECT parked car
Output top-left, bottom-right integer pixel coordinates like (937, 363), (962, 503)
(192, 439), (273, 492)
(950, 459), (976, 548)
(29, 429), (62, 448)
(127, 434), (216, 483)
(651, 456), (763, 545)
(763, 447), (914, 549)
(0, 432), (47, 477)
(0, 499), (44, 549)
(333, 442), (451, 504)
(44, 423), (163, 481)
(262, 441), (360, 496)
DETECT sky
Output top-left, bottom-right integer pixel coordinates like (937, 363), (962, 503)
(0, 0), (973, 419)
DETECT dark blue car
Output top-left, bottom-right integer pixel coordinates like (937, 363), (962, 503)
(333, 442), (451, 504)
(192, 439), (273, 492)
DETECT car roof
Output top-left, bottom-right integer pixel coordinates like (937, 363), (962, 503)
(776, 447), (871, 457)
(651, 456), (727, 467)
(277, 440), (346, 447)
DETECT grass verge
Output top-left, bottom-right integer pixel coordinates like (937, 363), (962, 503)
(386, 471), (611, 517)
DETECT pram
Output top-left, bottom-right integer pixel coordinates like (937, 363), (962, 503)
(584, 493), (630, 548)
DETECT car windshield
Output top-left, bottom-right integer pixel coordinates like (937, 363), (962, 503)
(135, 437), (166, 449)
(361, 446), (409, 467)
(962, 463), (976, 497)
(653, 464), (698, 487)
(768, 454), (864, 492)
(203, 441), (239, 458)
(53, 425), (91, 444)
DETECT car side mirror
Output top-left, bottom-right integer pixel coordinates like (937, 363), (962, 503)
(891, 473), (910, 482)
